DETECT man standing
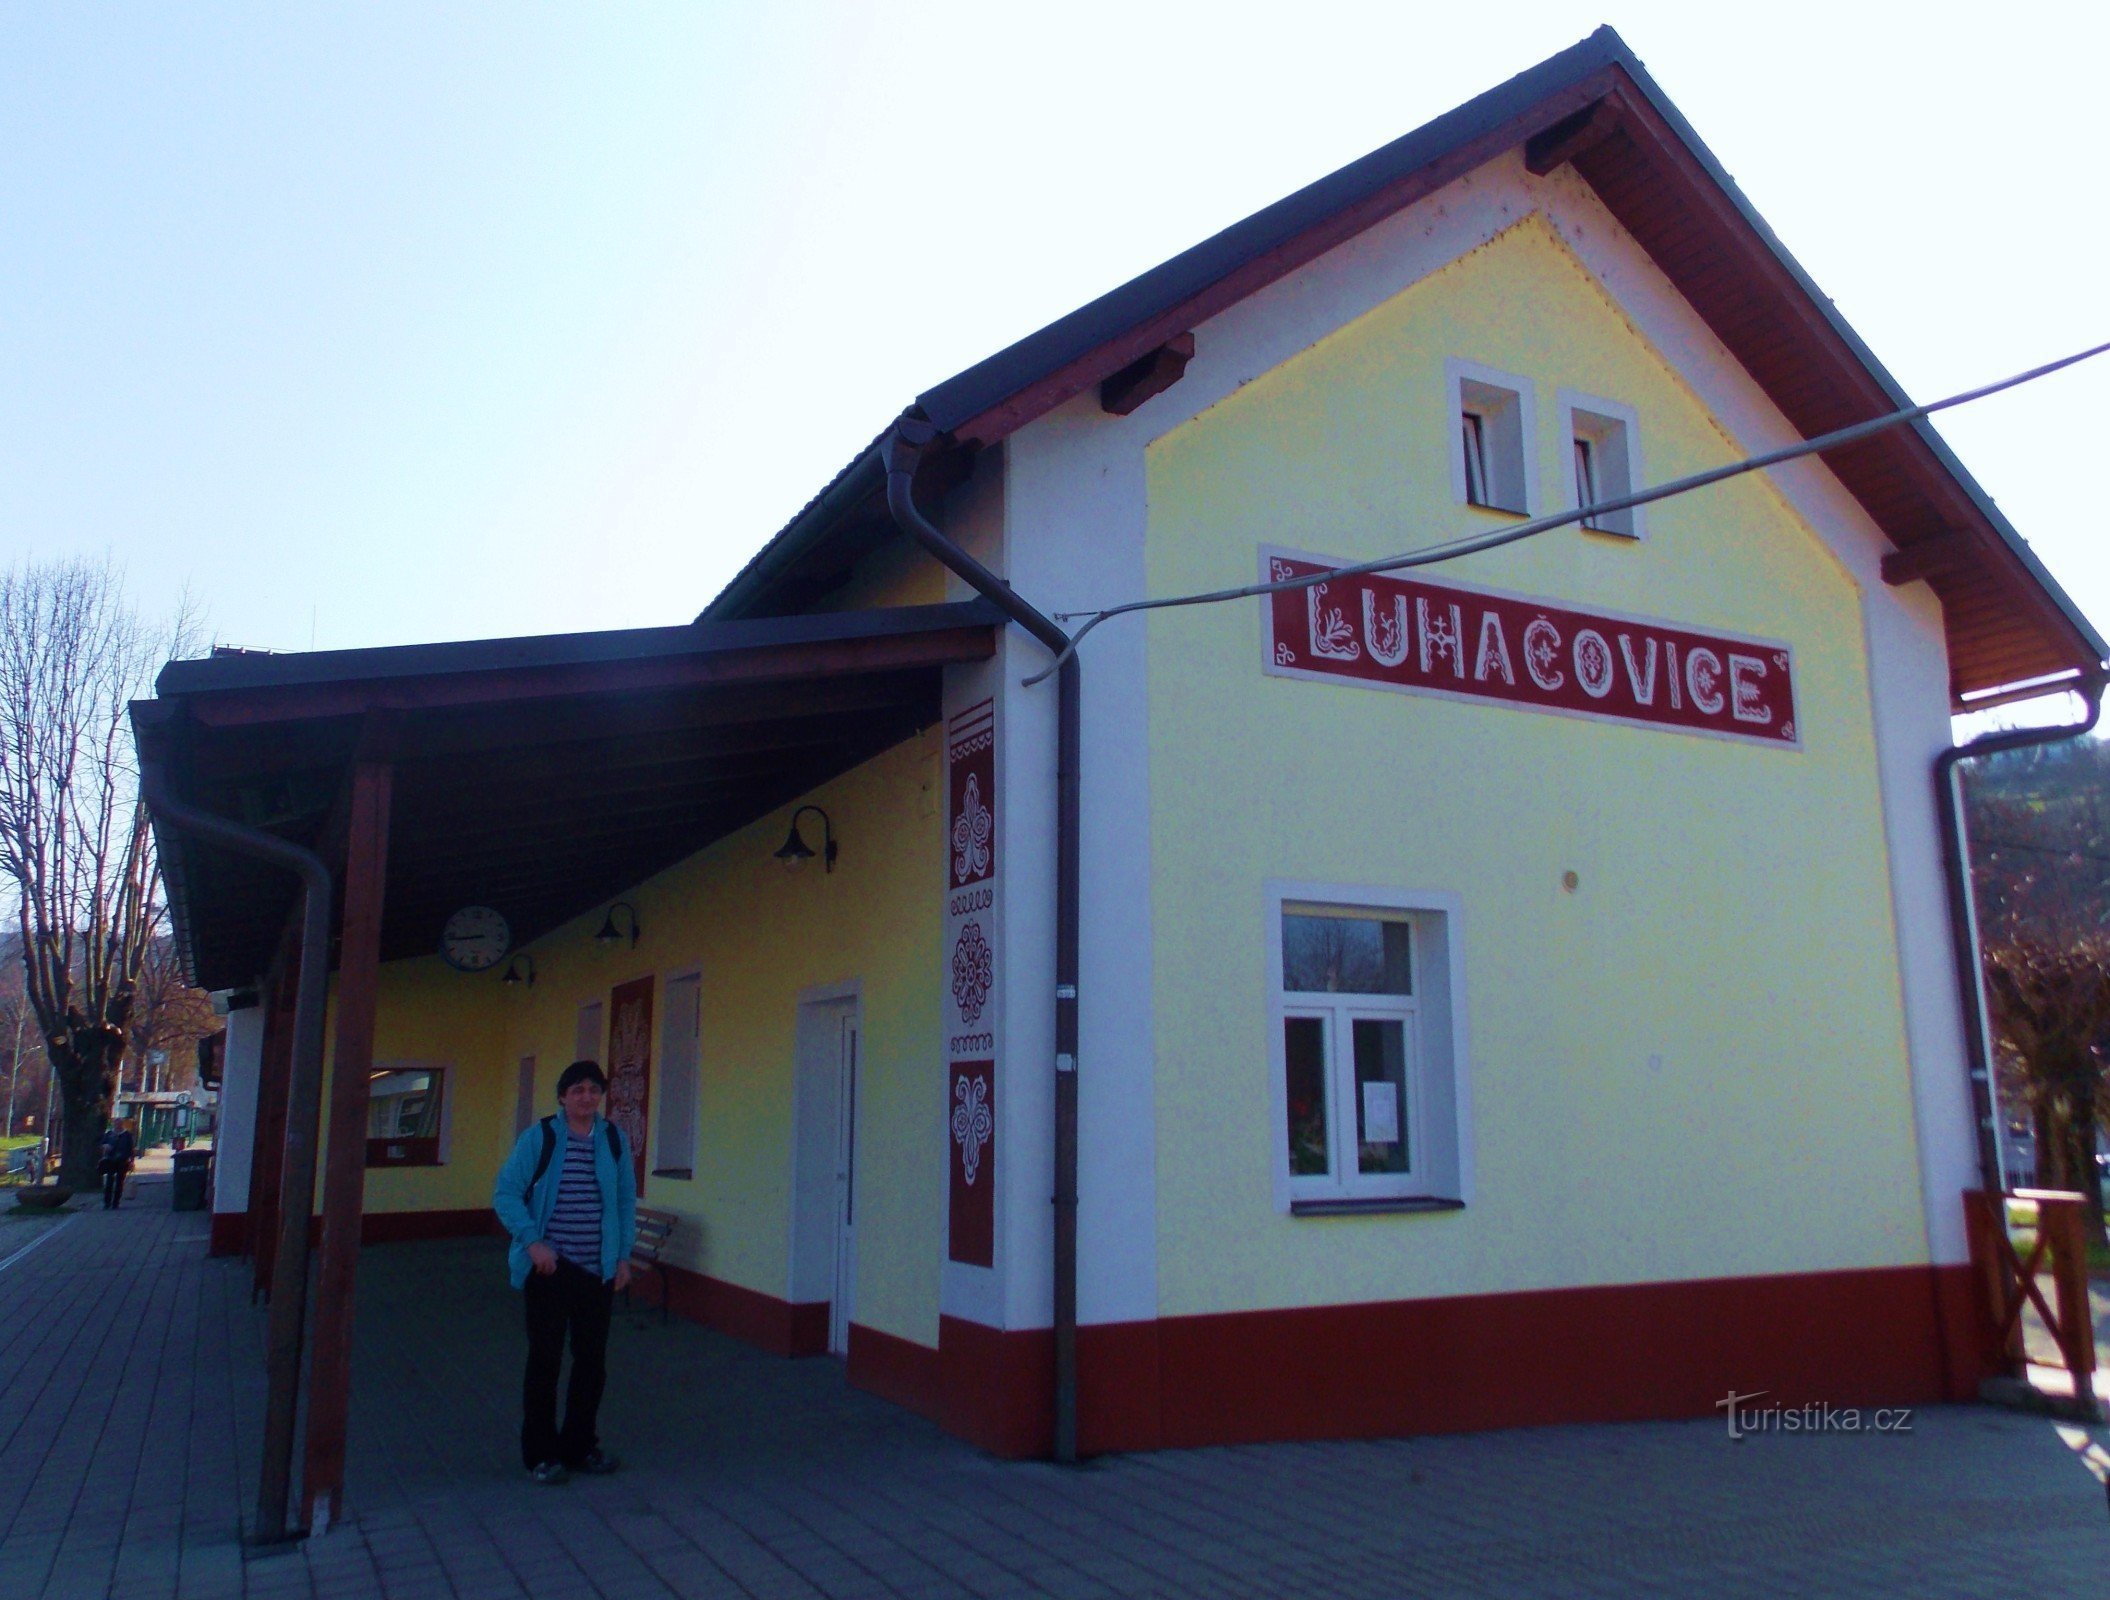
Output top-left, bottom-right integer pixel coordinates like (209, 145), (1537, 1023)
(98, 1119), (136, 1209)
(492, 1060), (638, 1484)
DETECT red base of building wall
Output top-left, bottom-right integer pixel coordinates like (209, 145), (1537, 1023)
(205, 1213), (1982, 1460)
(658, 1261), (829, 1357)
(846, 1262), (1989, 1459)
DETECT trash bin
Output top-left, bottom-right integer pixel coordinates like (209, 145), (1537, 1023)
(171, 1148), (212, 1212)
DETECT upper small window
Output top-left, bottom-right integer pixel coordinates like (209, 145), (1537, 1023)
(1446, 360), (1537, 517)
(1559, 391), (1644, 540)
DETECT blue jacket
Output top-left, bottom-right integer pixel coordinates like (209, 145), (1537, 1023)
(492, 1114), (639, 1289)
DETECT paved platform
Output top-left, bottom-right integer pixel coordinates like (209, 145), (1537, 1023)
(2, 1183), (2107, 1599)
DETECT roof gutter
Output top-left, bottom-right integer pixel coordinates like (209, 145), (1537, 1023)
(142, 767), (333, 1545)
(1933, 675), (2108, 1192)
(881, 416), (1083, 1464)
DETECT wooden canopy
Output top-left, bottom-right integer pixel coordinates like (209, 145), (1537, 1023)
(136, 601), (1000, 991)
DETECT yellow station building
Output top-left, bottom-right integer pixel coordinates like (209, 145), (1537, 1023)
(141, 29), (2107, 1472)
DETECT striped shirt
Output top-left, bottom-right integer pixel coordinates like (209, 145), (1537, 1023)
(543, 1129), (602, 1272)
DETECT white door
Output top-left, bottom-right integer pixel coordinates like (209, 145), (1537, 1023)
(828, 1012), (860, 1356)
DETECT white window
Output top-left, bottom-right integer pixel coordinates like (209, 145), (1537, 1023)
(1558, 390), (1644, 540)
(1446, 359), (1537, 516)
(365, 1060), (451, 1167)
(514, 1055), (537, 1136)
(653, 968), (702, 1179)
(1267, 883), (1470, 1213)
(574, 1001), (604, 1066)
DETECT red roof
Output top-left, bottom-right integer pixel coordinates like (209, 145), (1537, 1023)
(710, 28), (2102, 704)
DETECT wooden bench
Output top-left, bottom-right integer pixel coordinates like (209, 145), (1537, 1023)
(624, 1207), (678, 1323)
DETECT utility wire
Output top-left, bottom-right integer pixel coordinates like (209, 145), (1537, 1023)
(1021, 339), (2110, 688)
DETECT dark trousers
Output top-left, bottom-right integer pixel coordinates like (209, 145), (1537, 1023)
(101, 1164), (126, 1208)
(521, 1258), (614, 1469)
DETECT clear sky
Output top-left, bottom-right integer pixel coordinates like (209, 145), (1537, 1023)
(3, 3), (2106, 681)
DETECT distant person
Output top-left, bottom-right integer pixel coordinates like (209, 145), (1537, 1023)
(492, 1060), (637, 1486)
(98, 1121), (136, 1209)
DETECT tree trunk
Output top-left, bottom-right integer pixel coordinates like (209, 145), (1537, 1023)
(2073, 1101), (2108, 1250)
(51, 1036), (122, 1194)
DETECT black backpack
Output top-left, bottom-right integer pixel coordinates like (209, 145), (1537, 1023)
(527, 1115), (622, 1190)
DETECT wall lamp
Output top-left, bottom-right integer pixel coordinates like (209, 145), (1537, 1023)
(594, 901), (641, 948)
(774, 805), (837, 872)
(501, 953), (537, 987)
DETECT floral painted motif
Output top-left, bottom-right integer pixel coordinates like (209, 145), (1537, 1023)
(951, 919), (993, 1025)
(951, 772), (992, 885)
(1305, 582), (1360, 661)
(951, 1073), (992, 1186)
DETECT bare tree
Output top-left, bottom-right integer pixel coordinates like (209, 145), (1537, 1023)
(2, 988), (48, 1142)
(1983, 935), (2110, 1247)
(125, 934), (218, 1098)
(0, 560), (184, 1191)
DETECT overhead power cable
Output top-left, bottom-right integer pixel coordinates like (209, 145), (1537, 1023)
(1020, 338), (2110, 688)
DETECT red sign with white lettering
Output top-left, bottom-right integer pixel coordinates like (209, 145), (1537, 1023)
(1262, 550), (1799, 747)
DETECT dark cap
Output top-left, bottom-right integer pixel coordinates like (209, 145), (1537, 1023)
(556, 1060), (607, 1097)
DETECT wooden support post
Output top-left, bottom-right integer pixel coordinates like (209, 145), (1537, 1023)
(300, 758), (392, 1529)
(2037, 1193), (2100, 1411)
(1961, 1190), (2023, 1375)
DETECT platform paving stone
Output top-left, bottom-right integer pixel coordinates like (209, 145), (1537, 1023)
(1, 1181), (2107, 1597)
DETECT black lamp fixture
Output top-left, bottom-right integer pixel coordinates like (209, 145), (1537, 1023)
(594, 901), (641, 947)
(774, 805), (838, 873)
(501, 953), (537, 987)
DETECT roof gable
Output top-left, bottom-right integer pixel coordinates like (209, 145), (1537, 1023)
(707, 27), (2103, 702)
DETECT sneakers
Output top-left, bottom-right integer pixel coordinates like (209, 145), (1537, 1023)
(529, 1451), (616, 1483)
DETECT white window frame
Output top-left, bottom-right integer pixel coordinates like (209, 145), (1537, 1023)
(574, 1000), (604, 1066)
(1266, 880), (1472, 1215)
(652, 963), (703, 1180)
(365, 1058), (452, 1166)
(1556, 389), (1645, 541)
(1445, 358), (1538, 517)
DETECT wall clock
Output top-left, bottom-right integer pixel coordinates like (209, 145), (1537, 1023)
(440, 905), (511, 973)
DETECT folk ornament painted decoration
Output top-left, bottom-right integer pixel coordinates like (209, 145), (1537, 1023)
(945, 698), (999, 1267)
(951, 1073), (992, 1186)
(606, 976), (654, 1195)
(952, 774), (992, 886)
(951, 920), (993, 1025)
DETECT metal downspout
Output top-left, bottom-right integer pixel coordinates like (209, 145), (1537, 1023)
(882, 417), (1083, 1463)
(144, 774), (334, 1544)
(1932, 675), (2106, 1193)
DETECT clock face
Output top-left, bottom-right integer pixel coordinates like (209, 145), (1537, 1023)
(440, 905), (511, 973)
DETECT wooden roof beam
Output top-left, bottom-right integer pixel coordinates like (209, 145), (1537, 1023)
(1523, 99), (1623, 175)
(1100, 334), (1196, 416)
(1881, 532), (1971, 588)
